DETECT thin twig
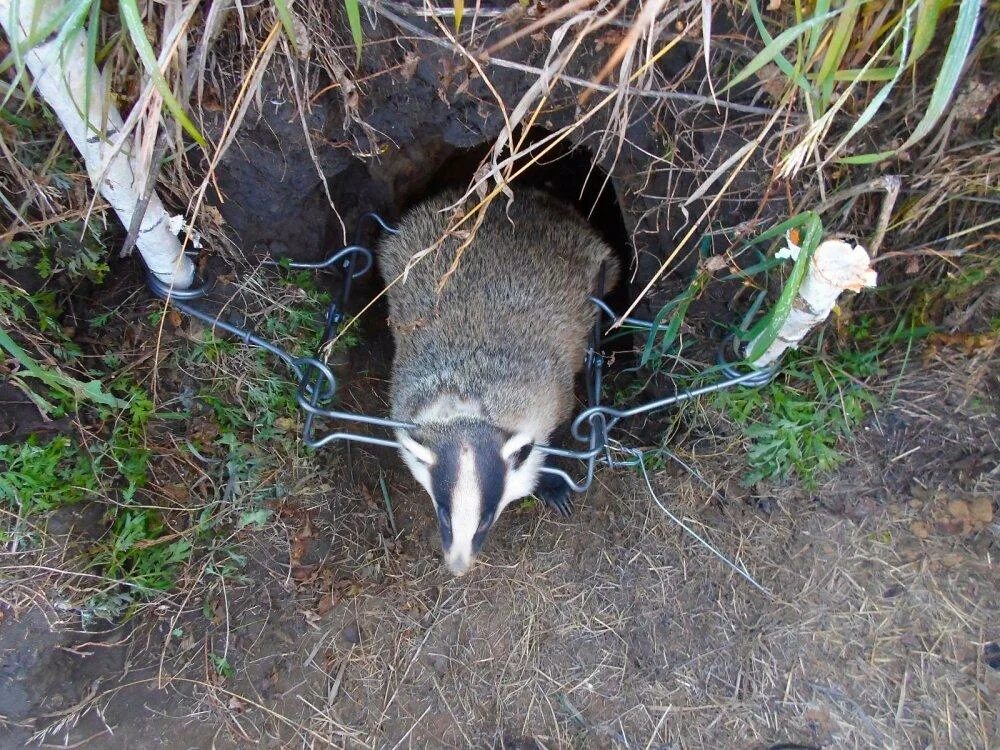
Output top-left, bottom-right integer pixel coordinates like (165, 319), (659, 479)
(812, 175), (901, 256)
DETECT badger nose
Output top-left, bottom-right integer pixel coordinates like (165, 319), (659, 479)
(445, 552), (474, 577)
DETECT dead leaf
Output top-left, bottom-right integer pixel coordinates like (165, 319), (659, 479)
(910, 521), (930, 539)
(315, 592), (336, 616)
(756, 62), (786, 102)
(947, 499), (971, 521)
(969, 497), (993, 526)
(290, 517), (313, 568)
(940, 552), (965, 567)
(161, 483), (190, 503)
(952, 76), (999, 122)
(402, 53), (420, 81)
(703, 255), (728, 273)
(502, 3), (526, 22)
(291, 563), (318, 582)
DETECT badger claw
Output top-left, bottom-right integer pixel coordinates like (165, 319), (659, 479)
(534, 474), (573, 518)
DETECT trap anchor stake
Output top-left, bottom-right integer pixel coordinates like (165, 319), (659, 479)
(147, 214), (779, 493)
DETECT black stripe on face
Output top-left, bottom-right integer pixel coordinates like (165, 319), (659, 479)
(429, 443), (458, 551)
(471, 440), (505, 555)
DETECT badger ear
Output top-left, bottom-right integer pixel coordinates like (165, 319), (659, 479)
(399, 432), (436, 465)
(501, 432), (534, 469)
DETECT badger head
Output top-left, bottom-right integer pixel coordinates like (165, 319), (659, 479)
(396, 418), (542, 576)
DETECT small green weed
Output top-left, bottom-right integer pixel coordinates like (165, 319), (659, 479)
(91, 509), (193, 591)
(210, 653), (236, 679)
(2, 240), (363, 621)
(713, 314), (928, 487)
(4, 220), (110, 283)
(716, 360), (876, 487)
(0, 436), (96, 518)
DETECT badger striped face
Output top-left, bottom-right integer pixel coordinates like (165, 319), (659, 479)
(397, 421), (542, 576)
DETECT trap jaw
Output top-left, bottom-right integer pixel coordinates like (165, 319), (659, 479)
(149, 215), (778, 494)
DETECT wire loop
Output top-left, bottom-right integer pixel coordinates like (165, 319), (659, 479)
(147, 215), (779, 493)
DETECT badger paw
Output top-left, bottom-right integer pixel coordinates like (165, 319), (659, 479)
(534, 474), (573, 518)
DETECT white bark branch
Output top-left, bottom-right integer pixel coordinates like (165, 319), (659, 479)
(749, 239), (878, 369)
(1, 0), (195, 288)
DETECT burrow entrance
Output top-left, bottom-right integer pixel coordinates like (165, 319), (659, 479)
(327, 128), (638, 451)
(349, 125), (635, 340)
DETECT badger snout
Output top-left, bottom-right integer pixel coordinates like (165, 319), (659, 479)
(444, 549), (475, 576)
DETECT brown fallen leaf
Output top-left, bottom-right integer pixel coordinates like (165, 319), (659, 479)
(291, 563), (318, 582)
(969, 496), (993, 526)
(402, 52), (420, 80)
(289, 514), (314, 567)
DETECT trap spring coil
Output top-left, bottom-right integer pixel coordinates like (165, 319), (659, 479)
(147, 214), (778, 493)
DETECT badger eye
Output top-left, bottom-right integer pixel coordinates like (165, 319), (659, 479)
(510, 442), (533, 469)
(436, 505), (451, 530)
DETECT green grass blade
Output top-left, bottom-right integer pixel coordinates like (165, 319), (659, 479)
(728, 0), (835, 97)
(837, 150), (896, 163)
(0, 327), (126, 410)
(344, 0), (363, 65)
(804, 0), (832, 62)
(829, 1), (917, 161)
(743, 212), (814, 247)
(743, 0), (808, 96)
(898, 0), (980, 151)
(50, 0), (94, 55)
(745, 213), (823, 363)
(273, 0), (299, 55)
(640, 302), (677, 367)
(454, 0), (464, 32)
(1, 0), (79, 107)
(911, 0), (953, 65)
(118, 0), (207, 148)
(831, 67), (898, 82)
(814, 0), (860, 108)
(655, 274), (706, 359)
(0, 106), (34, 127)
(85, 0), (100, 134)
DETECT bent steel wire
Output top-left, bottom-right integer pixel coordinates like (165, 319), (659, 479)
(147, 213), (778, 493)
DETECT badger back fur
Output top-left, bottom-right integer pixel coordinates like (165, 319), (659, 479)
(380, 188), (619, 575)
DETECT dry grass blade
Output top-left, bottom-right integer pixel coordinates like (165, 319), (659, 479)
(117, 0), (206, 148)
(578, 0), (666, 105)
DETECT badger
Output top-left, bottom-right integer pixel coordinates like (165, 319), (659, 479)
(379, 187), (619, 576)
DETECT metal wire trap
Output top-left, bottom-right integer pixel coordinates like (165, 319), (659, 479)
(148, 213), (778, 493)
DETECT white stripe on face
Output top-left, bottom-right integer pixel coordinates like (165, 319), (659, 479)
(444, 446), (482, 576)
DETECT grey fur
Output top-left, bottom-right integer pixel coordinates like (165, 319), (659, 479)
(381, 187), (620, 438)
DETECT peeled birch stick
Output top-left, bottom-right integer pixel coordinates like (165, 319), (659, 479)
(749, 239), (878, 369)
(0, 0), (195, 288)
